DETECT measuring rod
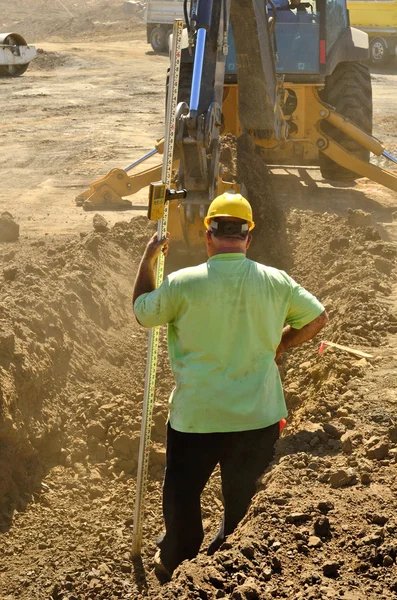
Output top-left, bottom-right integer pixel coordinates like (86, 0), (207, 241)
(132, 19), (183, 558)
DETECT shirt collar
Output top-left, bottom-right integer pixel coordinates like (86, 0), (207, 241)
(208, 253), (247, 262)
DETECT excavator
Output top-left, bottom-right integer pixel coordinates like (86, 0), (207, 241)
(76, 0), (397, 248)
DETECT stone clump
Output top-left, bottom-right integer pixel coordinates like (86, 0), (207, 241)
(0, 212), (19, 242)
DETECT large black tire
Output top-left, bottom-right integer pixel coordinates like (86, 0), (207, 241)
(319, 62), (373, 181)
(150, 26), (167, 53)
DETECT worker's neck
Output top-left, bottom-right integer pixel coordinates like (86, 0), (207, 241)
(206, 232), (250, 258)
(208, 247), (246, 258)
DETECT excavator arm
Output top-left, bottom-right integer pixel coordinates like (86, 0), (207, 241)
(75, 140), (165, 210)
(76, 0), (286, 212)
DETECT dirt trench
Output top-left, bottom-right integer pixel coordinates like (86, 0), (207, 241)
(1, 203), (397, 600)
(1, 1), (397, 599)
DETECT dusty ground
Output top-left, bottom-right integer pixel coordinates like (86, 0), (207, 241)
(1, 1), (397, 599)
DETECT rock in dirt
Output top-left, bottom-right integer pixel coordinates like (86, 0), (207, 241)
(83, 233), (102, 253)
(0, 212), (19, 242)
(322, 561), (339, 577)
(329, 468), (357, 488)
(3, 264), (18, 281)
(150, 443), (166, 466)
(388, 426), (397, 444)
(323, 422), (346, 439)
(317, 501), (334, 514)
(86, 421), (107, 440)
(308, 535), (322, 548)
(231, 577), (260, 599)
(93, 214), (109, 233)
(365, 438), (389, 460)
(286, 512), (312, 524)
(112, 432), (140, 457)
(314, 516), (331, 539)
(361, 472), (372, 485)
(374, 257), (393, 276)
(340, 431), (355, 454)
(347, 209), (372, 229)
(0, 329), (15, 358)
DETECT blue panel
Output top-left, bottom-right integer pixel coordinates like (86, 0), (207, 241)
(225, 5), (320, 75)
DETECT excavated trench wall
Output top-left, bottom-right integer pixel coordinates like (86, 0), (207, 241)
(0, 203), (395, 523)
(1, 196), (397, 597)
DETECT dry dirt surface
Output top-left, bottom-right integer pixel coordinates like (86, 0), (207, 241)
(1, 1), (397, 599)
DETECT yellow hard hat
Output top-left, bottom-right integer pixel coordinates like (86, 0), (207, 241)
(204, 192), (255, 231)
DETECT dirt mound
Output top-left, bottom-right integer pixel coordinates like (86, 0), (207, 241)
(1, 205), (396, 598)
(0, 216), (156, 528)
(30, 48), (73, 71)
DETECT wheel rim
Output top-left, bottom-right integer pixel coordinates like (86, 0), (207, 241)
(372, 41), (385, 61)
(152, 32), (162, 48)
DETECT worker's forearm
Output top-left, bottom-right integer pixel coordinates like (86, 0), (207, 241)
(278, 310), (328, 356)
(132, 258), (156, 306)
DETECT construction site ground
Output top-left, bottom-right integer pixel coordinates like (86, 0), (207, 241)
(1, 1), (397, 599)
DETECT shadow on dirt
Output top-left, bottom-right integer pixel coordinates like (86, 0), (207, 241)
(276, 427), (341, 459)
(271, 166), (397, 241)
(369, 62), (397, 76)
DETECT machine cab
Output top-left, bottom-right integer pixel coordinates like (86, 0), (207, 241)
(226, 0), (351, 77)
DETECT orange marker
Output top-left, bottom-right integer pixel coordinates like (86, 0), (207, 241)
(279, 418), (287, 432)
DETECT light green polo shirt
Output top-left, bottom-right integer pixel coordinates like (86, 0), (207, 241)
(134, 253), (324, 434)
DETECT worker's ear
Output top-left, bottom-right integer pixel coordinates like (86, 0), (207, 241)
(245, 234), (252, 250)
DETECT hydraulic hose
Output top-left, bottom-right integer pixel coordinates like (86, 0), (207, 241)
(184, 0), (190, 33)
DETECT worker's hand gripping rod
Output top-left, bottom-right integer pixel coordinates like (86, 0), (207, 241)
(131, 19), (183, 558)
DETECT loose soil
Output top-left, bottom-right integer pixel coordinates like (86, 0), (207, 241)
(1, 2), (397, 599)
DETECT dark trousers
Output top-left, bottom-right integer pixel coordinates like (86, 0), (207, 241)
(157, 422), (279, 574)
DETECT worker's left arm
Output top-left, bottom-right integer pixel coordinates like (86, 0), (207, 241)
(276, 310), (328, 360)
(275, 275), (328, 360)
(133, 232), (175, 327)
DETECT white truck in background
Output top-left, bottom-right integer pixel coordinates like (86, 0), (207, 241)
(144, 0), (184, 52)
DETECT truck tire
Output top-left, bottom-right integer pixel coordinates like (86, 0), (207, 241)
(370, 37), (390, 66)
(319, 62), (373, 181)
(150, 26), (166, 53)
(165, 28), (173, 53)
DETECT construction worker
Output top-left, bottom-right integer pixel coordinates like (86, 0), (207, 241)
(133, 192), (328, 581)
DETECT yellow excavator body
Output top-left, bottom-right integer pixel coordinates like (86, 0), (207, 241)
(76, 75), (397, 250)
(76, 1), (397, 252)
